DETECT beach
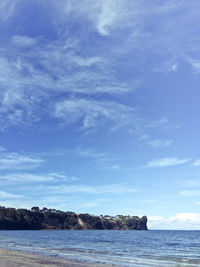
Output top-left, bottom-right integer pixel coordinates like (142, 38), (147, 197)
(0, 248), (114, 267)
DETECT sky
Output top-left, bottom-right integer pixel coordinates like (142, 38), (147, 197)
(0, 0), (200, 230)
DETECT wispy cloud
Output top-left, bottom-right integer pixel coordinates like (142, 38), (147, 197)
(0, 152), (44, 170)
(12, 35), (37, 47)
(183, 179), (200, 187)
(0, 194), (109, 212)
(179, 190), (200, 197)
(94, 0), (124, 36)
(73, 147), (108, 161)
(59, 0), (126, 37)
(98, 164), (121, 171)
(0, 0), (20, 21)
(0, 145), (6, 151)
(145, 118), (170, 129)
(148, 139), (172, 148)
(138, 134), (173, 148)
(54, 97), (137, 130)
(193, 159), (200, 167)
(185, 56), (200, 73)
(0, 190), (22, 199)
(66, 147), (120, 171)
(147, 157), (190, 168)
(0, 36), (137, 130)
(0, 172), (77, 184)
(39, 195), (109, 211)
(0, 0), (196, 132)
(48, 173), (79, 181)
(47, 183), (137, 195)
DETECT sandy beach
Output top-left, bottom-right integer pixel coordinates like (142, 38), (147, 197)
(0, 248), (115, 267)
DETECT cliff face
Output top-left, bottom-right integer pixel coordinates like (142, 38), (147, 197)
(0, 206), (148, 230)
(77, 213), (148, 230)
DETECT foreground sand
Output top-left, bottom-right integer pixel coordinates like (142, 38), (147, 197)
(0, 248), (115, 267)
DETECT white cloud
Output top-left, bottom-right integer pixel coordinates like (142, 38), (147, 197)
(0, 173), (52, 183)
(0, 0), (198, 132)
(0, 172), (78, 184)
(74, 147), (108, 161)
(54, 97), (136, 130)
(0, 36), (137, 129)
(48, 173), (79, 181)
(0, 195), (110, 212)
(183, 179), (200, 187)
(138, 134), (149, 142)
(48, 183), (137, 195)
(148, 139), (172, 148)
(75, 148), (107, 160)
(147, 157), (190, 168)
(0, 57), (45, 128)
(154, 60), (179, 73)
(148, 215), (165, 226)
(138, 134), (173, 149)
(59, 0), (126, 36)
(95, 0), (123, 36)
(186, 56), (200, 73)
(106, 164), (120, 170)
(179, 190), (200, 197)
(145, 118), (181, 131)
(40, 195), (109, 211)
(72, 55), (103, 67)
(0, 191), (22, 199)
(146, 118), (170, 128)
(0, 146), (6, 152)
(0, 0), (21, 21)
(149, 213), (200, 230)
(0, 153), (44, 170)
(98, 164), (120, 171)
(170, 63), (179, 72)
(12, 35), (37, 47)
(193, 159), (200, 167)
(169, 213), (200, 229)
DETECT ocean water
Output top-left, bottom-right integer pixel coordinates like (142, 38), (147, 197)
(0, 230), (200, 266)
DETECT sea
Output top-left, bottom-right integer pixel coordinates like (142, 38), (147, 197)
(0, 230), (200, 266)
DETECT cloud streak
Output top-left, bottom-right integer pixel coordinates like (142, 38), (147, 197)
(179, 190), (200, 197)
(0, 172), (77, 184)
(193, 159), (200, 167)
(147, 157), (190, 168)
(54, 97), (137, 130)
(47, 183), (137, 195)
(0, 190), (22, 199)
(148, 139), (172, 148)
(0, 152), (44, 170)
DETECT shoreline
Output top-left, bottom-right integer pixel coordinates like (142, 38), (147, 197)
(0, 248), (115, 267)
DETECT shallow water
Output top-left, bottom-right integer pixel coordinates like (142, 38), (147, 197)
(0, 230), (200, 266)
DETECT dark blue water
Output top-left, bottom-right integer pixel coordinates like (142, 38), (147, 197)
(0, 230), (200, 266)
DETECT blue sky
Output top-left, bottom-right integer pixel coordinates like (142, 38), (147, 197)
(0, 0), (200, 229)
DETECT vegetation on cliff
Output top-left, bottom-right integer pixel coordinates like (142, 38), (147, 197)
(0, 206), (147, 230)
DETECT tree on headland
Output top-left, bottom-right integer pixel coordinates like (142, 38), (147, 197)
(0, 206), (148, 230)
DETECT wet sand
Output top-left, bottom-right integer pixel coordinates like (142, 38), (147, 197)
(0, 248), (115, 267)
